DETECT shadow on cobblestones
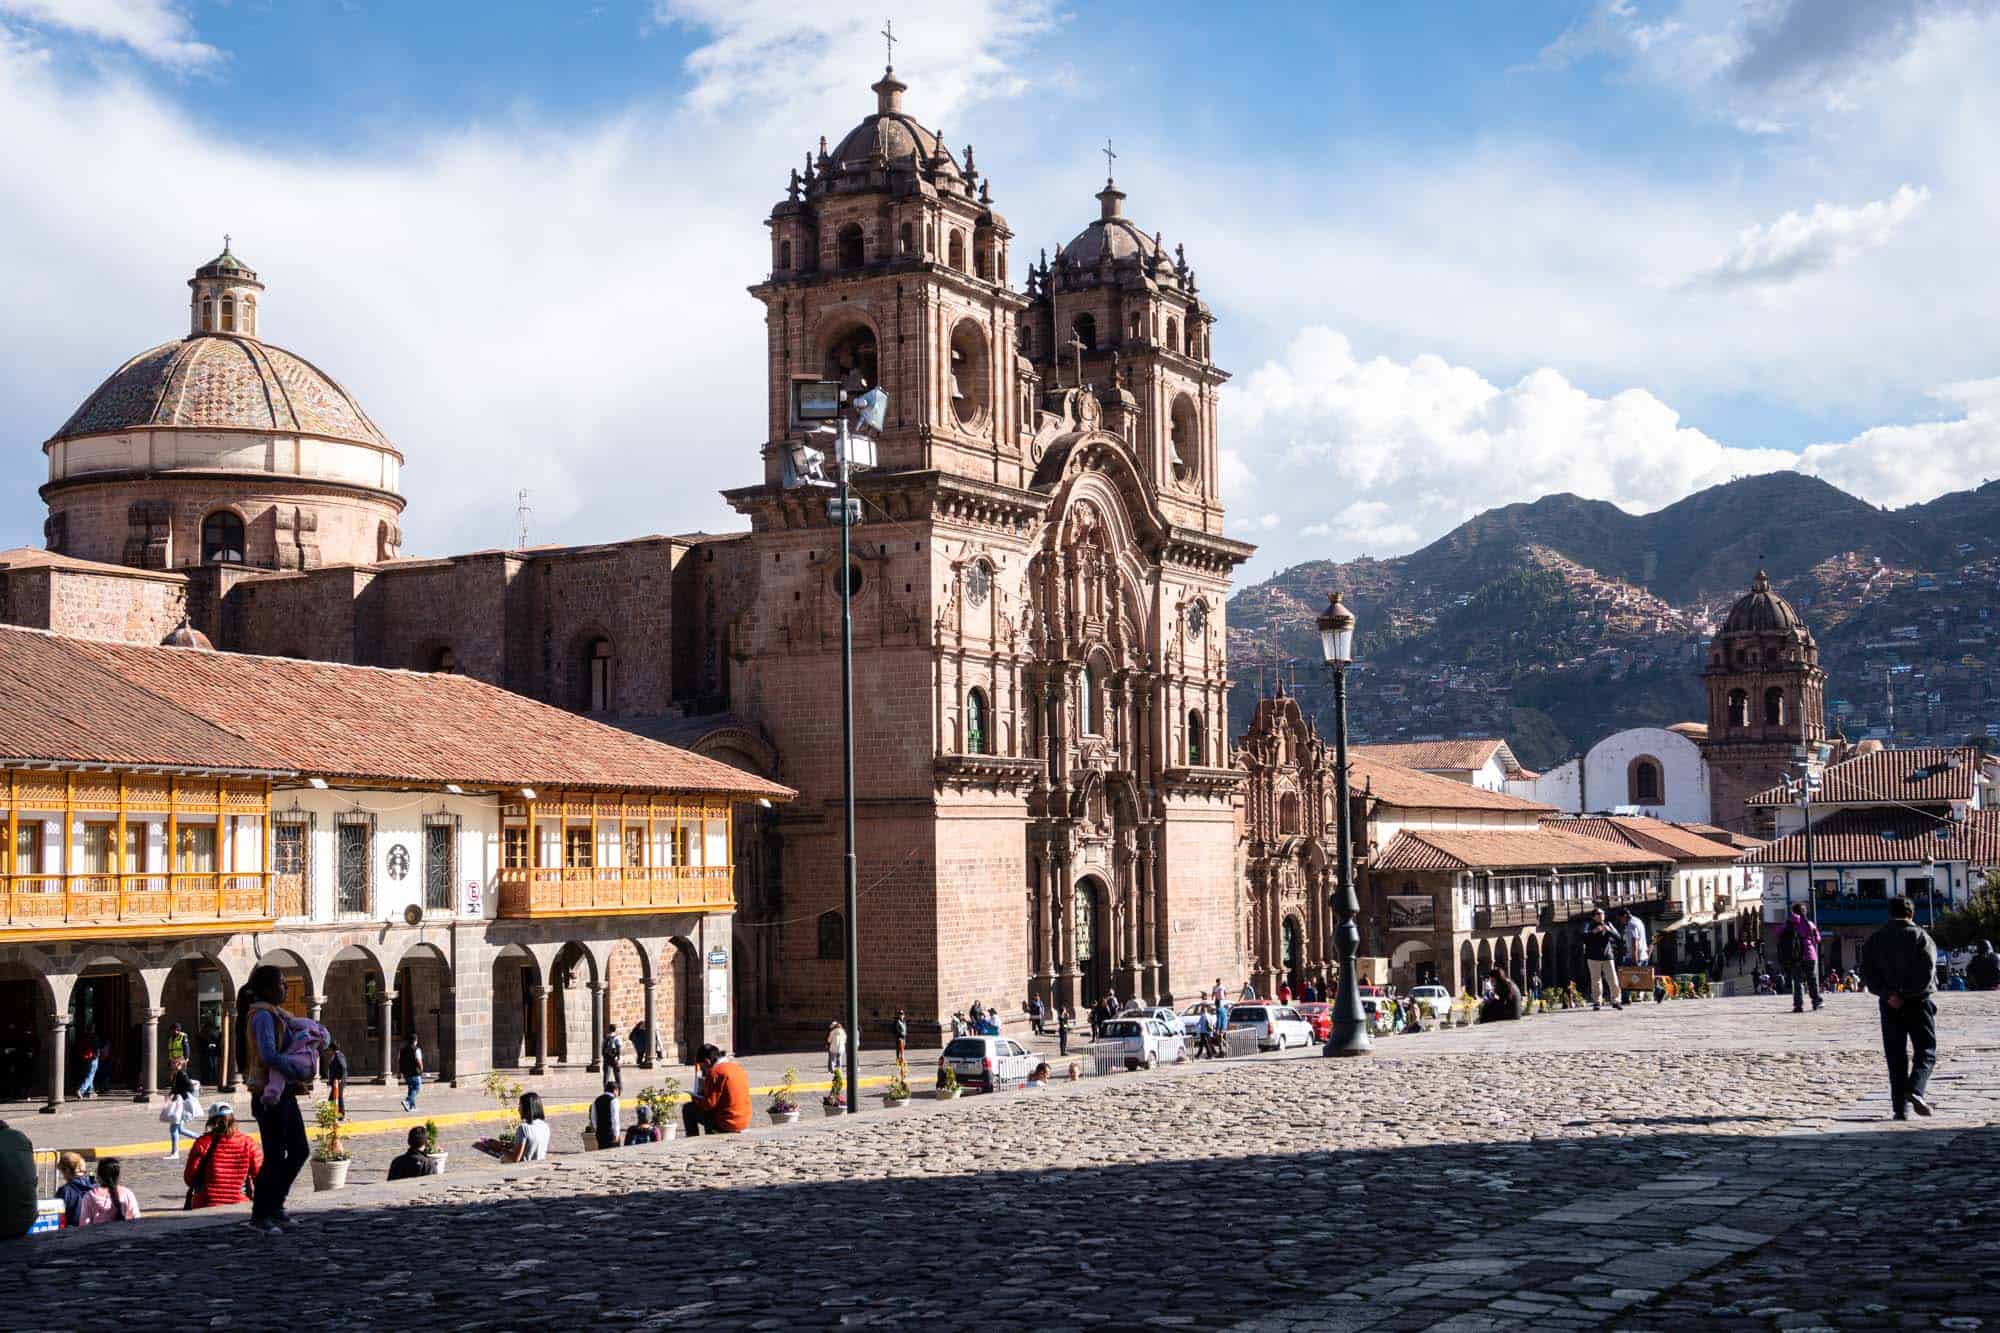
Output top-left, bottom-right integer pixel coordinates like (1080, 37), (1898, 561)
(6, 1119), (1997, 1331)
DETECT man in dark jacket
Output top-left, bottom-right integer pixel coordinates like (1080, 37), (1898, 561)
(1860, 897), (1939, 1120)
(1582, 909), (1624, 1011)
(1967, 940), (2000, 992)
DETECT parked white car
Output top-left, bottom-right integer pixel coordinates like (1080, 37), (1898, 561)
(939, 1035), (1037, 1092)
(1115, 1005), (1183, 1034)
(1099, 1016), (1186, 1069)
(1225, 1003), (1315, 1051)
(1176, 1001), (1217, 1036)
(1407, 985), (1453, 1020)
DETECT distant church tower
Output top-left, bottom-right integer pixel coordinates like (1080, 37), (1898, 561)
(1698, 570), (1825, 835)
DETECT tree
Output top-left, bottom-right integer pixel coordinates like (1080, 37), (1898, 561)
(1931, 872), (2000, 951)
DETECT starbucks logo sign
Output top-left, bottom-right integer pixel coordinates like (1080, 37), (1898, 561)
(386, 845), (411, 881)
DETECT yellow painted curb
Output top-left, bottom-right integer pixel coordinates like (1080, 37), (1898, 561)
(80, 1075), (896, 1158)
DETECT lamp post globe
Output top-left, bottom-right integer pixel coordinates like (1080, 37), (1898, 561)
(1319, 591), (1371, 1057)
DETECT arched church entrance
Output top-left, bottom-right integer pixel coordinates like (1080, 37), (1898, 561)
(1074, 877), (1111, 1008)
(1282, 916), (1304, 995)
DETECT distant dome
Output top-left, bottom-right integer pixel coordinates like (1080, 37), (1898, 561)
(162, 622), (213, 650)
(50, 336), (390, 450)
(1721, 570), (1808, 639)
(825, 68), (958, 181)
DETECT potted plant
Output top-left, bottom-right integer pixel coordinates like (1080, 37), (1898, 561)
(472, 1070), (524, 1159)
(934, 1064), (961, 1101)
(881, 1059), (911, 1109)
(767, 1066), (802, 1125)
(423, 1118), (448, 1175)
(636, 1079), (683, 1140)
(310, 1097), (351, 1191)
(822, 1067), (847, 1116)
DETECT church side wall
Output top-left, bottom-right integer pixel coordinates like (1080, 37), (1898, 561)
(1162, 793), (1243, 1002)
(1581, 727), (1709, 824)
(527, 542), (680, 715)
(0, 565), (190, 644)
(225, 567), (369, 662)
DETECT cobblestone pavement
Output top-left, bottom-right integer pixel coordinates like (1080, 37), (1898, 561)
(8, 994), (1997, 1331)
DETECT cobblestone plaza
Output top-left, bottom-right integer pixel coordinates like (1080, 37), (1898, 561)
(9, 993), (1997, 1330)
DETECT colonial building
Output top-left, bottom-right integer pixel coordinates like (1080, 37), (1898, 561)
(1236, 685), (1334, 996)
(3, 65), (1254, 1047)
(1353, 739), (1525, 792)
(1698, 571), (1828, 837)
(1550, 816), (1756, 969)
(1506, 723), (1713, 825)
(0, 625), (789, 1110)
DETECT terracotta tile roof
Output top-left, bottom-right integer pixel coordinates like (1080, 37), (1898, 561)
(0, 546), (188, 583)
(1673, 821), (1766, 851)
(0, 627), (791, 799)
(1369, 826), (1673, 874)
(1348, 754), (1552, 814)
(0, 629), (286, 773)
(1738, 809), (2000, 868)
(1746, 746), (1989, 806)
(1548, 815), (1744, 863)
(1353, 738), (1520, 774)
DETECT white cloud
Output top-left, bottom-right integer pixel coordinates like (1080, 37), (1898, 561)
(1799, 378), (2000, 504)
(0, 0), (217, 68)
(1683, 185), (1928, 290)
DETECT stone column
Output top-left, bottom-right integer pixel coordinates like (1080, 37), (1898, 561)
(1138, 837), (1159, 1003)
(640, 977), (658, 1069)
(585, 980), (603, 1073)
(1054, 850), (1078, 1014)
(1152, 823), (1171, 1005)
(531, 984), (550, 1075)
(219, 1004), (237, 1092)
(1033, 851), (1055, 1006)
(1118, 837), (1141, 1003)
(306, 994), (324, 1023)
(439, 982), (456, 1084)
(376, 989), (396, 1085)
(135, 1006), (162, 1102)
(41, 1014), (68, 1114)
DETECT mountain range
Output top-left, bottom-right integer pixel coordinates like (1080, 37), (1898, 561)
(1225, 473), (2000, 771)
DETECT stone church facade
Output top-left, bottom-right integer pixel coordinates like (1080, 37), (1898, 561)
(5, 66), (1253, 1047)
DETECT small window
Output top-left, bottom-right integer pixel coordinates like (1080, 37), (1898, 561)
(1187, 709), (1204, 765)
(1763, 687), (1785, 726)
(201, 511), (245, 564)
(1080, 665), (1099, 734)
(220, 295), (236, 333)
(779, 239), (792, 270)
(502, 826), (529, 869)
(336, 821), (370, 914)
(837, 223), (865, 270)
(430, 646), (457, 674)
(833, 563), (864, 597)
(1166, 316), (1179, 350)
(1072, 313), (1097, 351)
(818, 909), (845, 960)
(176, 824), (217, 873)
(423, 821), (454, 912)
(1279, 792), (1300, 835)
(242, 296), (256, 336)
(200, 297), (214, 332)
(1630, 758), (1663, 805)
(967, 688), (990, 755)
(947, 231), (966, 271)
(564, 827), (593, 869)
(898, 221), (913, 254)
(1727, 688), (1748, 729)
(624, 826), (644, 869)
(586, 636), (613, 713)
(272, 821), (307, 878)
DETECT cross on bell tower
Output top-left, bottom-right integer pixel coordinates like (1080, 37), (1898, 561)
(881, 18), (897, 67)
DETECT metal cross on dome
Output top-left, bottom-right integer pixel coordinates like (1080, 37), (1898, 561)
(881, 18), (896, 67)
(1102, 138), (1117, 180)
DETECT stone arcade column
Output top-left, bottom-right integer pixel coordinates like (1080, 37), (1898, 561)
(219, 1005), (238, 1092)
(1033, 851), (1055, 1007)
(375, 989), (396, 1085)
(1118, 835), (1141, 1003)
(1151, 822), (1171, 1005)
(640, 977), (658, 1069)
(586, 981), (603, 1073)
(135, 1007), (162, 1102)
(1055, 849), (1078, 1014)
(41, 1014), (68, 1114)
(531, 985), (550, 1075)
(1138, 836), (1159, 1003)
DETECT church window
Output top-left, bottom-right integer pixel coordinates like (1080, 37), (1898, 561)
(833, 562), (864, 597)
(966, 688), (990, 755)
(898, 221), (912, 255)
(1279, 792), (1300, 835)
(779, 239), (792, 270)
(949, 321), (988, 426)
(947, 230), (966, 272)
(430, 645), (457, 673)
(1727, 688), (1748, 729)
(1169, 395), (1199, 483)
(242, 296), (255, 335)
(1079, 665), (1099, 735)
(823, 322), (878, 390)
(220, 295), (235, 332)
(836, 223), (865, 270)
(1188, 710), (1204, 766)
(200, 297), (214, 332)
(817, 909), (845, 960)
(1629, 757), (1663, 805)
(200, 510), (245, 564)
(1166, 316), (1179, 351)
(1128, 313), (1141, 341)
(586, 636), (613, 713)
(1072, 313), (1097, 351)
(975, 245), (991, 280)
(1763, 687), (1785, 726)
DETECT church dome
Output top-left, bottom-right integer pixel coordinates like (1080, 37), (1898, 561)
(1062, 188), (1168, 268)
(50, 335), (390, 450)
(1720, 570), (1808, 639)
(823, 68), (960, 182)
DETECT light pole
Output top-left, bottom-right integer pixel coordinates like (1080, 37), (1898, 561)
(1318, 592), (1370, 1058)
(1784, 770), (1819, 928)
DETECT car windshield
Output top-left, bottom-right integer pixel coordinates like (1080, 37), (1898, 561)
(1104, 1021), (1141, 1036)
(943, 1038), (988, 1058)
(1231, 1006), (1268, 1022)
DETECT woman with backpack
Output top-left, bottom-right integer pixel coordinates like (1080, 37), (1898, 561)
(239, 965), (310, 1233)
(183, 1102), (261, 1209)
(53, 1152), (95, 1228)
(77, 1157), (141, 1225)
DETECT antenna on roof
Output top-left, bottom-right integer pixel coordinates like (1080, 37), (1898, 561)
(515, 489), (532, 550)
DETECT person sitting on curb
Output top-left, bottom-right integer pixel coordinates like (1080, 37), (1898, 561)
(183, 1102), (262, 1210)
(1024, 1062), (1051, 1088)
(590, 1080), (621, 1150)
(1478, 969), (1524, 1024)
(0, 1119), (37, 1241)
(505, 1092), (551, 1162)
(387, 1126), (433, 1181)
(54, 1152), (95, 1229)
(682, 1045), (749, 1137)
(623, 1105), (660, 1146)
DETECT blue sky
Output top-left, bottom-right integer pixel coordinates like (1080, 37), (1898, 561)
(3, 0), (1997, 580)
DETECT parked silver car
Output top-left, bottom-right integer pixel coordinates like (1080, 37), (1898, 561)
(939, 1035), (1037, 1092)
(1098, 1016), (1186, 1069)
(1225, 1003), (1315, 1051)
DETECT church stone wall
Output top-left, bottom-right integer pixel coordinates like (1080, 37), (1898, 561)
(1163, 797), (1244, 999)
(46, 476), (400, 572)
(0, 564), (189, 644)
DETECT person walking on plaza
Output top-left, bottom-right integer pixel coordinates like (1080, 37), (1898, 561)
(54, 1152), (94, 1229)
(78, 1157), (140, 1225)
(1777, 902), (1823, 1013)
(166, 1021), (191, 1076)
(398, 1032), (425, 1112)
(590, 1080), (621, 1150)
(75, 1032), (100, 1099)
(183, 1103), (261, 1210)
(602, 1028), (624, 1088)
(950, 1011), (967, 1039)
(893, 1009), (908, 1062)
(825, 1020), (845, 1075)
(1861, 897), (1940, 1120)
(1192, 1006), (1214, 1057)
(163, 1065), (200, 1160)
(1056, 1004), (1070, 1057)
(1027, 995), (1044, 1036)
(682, 1045), (749, 1136)
(1583, 909), (1625, 1011)
(387, 1126), (433, 1181)
(1615, 906), (1649, 969)
(241, 963), (310, 1234)
(326, 1041), (349, 1120)
(0, 1118), (35, 1241)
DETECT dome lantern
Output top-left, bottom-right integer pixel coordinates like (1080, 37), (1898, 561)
(187, 237), (265, 339)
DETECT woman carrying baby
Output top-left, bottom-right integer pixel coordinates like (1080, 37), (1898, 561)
(238, 964), (311, 1235)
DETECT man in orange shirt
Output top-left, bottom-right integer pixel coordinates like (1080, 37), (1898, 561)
(682, 1044), (750, 1136)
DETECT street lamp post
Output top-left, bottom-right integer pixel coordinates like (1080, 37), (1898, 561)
(1318, 592), (1370, 1058)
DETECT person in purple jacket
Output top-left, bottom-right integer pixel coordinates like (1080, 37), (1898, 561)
(1777, 902), (1823, 1013)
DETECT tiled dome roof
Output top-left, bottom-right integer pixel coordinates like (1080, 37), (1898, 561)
(1062, 214), (1168, 268)
(1721, 570), (1808, 638)
(49, 335), (390, 450)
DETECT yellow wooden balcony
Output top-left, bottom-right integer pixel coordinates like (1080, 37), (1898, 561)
(495, 864), (735, 919)
(0, 872), (292, 942)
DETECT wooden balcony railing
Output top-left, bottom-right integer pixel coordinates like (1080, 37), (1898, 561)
(496, 864), (735, 919)
(0, 872), (292, 939)
(1475, 904), (1541, 929)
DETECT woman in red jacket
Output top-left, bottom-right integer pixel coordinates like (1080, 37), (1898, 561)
(183, 1103), (262, 1210)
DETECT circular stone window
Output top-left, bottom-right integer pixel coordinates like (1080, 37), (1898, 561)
(833, 563), (864, 597)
